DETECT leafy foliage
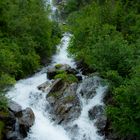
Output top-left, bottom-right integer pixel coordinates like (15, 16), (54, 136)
(64, 0), (140, 139)
(0, 0), (61, 111)
(54, 72), (78, 84)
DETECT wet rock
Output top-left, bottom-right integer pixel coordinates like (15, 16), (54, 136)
(76, 60), (95, 75)
(47, 67), (57, 79)
(95, 115), (107, 130)
(6, 131), (23, 140)
(88, 105), (107, 135)
(48, 78), (64, 93)
(37, 81), (51, 92)
(8, 101), (22, 115)
(75, 74), (82, 81)
(18, 107), (35, 137)
(47, 83), (81, 125)
(79, 76), (101, 99)
(88, 105), (104, 120)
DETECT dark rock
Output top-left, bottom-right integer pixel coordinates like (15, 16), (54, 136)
(18, 107), (35, 137)
(79, 76), (101, 99)
(75, 74), (82, 81)
(47, 67), (57, 79)
(48, 78), (64, 93)
(6, 130), (23, 140)
(95, 115), (107, 130)
(88, 105), (104, 120)
(88, 104), (107, 136)
(76, 60), (95, 75)
(37, 81), (51, 92)
(3, 103), (35, 140)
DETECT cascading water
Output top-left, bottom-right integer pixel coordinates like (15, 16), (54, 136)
(7, 1), (107, 140)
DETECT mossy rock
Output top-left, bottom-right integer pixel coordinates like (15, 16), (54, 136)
(63, 95), (76, 103)
(47, 91), (63, 99)
(55, 64), (63, 69)
(54, 73), (78, 84)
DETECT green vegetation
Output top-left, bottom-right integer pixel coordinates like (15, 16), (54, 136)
(62, 0), (140, 139)
(63, 95), (75, 103)
(55, 64), (63, 69)
(0, 0), (61, 110)
(54, 72), (78, 84)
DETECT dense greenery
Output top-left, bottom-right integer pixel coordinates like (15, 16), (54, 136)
(0, 0), (61, 110)
(63, 0), (140, 139)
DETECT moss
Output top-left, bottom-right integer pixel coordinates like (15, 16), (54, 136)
(0, 121), (5, 140)
(54, 72), (78, 84)
(56, 70), (66, 74)
(55, 64), (63, 69)
(64, 95), (75, 103)
(47, 91), (63, 99)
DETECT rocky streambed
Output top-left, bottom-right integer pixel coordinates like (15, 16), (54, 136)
(5, 33), (108, 140)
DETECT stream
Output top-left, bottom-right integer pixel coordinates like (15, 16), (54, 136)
(7, 1), (107, 140)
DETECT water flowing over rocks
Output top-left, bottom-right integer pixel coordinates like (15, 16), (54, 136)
(78, 76), (101, 99)
(6, 21), (108, 140)
(1, 101), (35, 140)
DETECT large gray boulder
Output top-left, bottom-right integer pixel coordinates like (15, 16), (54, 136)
(47, 83), (81, 125)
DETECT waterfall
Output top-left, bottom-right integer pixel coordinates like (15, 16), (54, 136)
(7, 1), (107, 140)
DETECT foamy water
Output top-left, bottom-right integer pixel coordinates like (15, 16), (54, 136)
(7, 1), (107, 140)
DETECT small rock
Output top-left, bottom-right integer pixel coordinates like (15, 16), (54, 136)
(8, 101), (22, 115)
(37, 81), (51, 91)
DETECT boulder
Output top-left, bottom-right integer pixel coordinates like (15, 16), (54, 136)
(47, 83), (81, 125)
(2, 101), (35, 140)
(18, 108), (35, 137)
(37, 81), (51, 92)
(8, 101), (22, 115)
(95, 115), (107, 130)
(48, 78), (64, 93)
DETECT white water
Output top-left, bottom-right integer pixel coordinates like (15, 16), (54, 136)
(7, 1), (107, 140)
(7, 33), (107, 140)
(7, 35), (73, 140)
(70, 78), (107, 140)
(52, 33), (76, 68)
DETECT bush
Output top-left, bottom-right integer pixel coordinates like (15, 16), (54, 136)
(54, 72), (78, 84)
